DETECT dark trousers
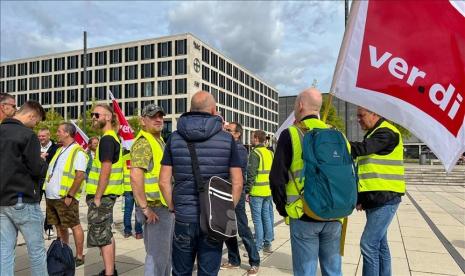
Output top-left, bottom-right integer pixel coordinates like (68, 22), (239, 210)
(224, 193), (260, 267)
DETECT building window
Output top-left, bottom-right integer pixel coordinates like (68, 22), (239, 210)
(141, 44), (154, 60)
(175, 78), (187, 94)
(41, 75), (52, 89)
(202, 83), (210, 92)
(202, 65), (209, 81)
(67, 72), (78, 86)
(29, 77), (39, 90)
(219, 58), (225, 72)
(29, 61), (39, 74)
(67, 55), (79, 69)
(80, 71), (92, 85)
(158, 99), (172, 114)
(95, 51), (107, 66)
(219, 74), (225, 89)
(18, 94), (27, 106)
(175, 39), (187, 55)
(175, 98), (187, 114)
(157, 61), (172, 77)
(7, 64), (16, 77)
(80, 88), (91, 102)
(29, 92), (39, 102)
(6, 80), (15, 92)
(110, 49), (122, 64)
(18, 78), (27, 91)
(80, 53), (92, 67)
(125, 65), (138, 80)
(68, 106), (79, 119)
(158, 41), (172, 58)
(175, 59), (187, 75)
(233, 66), (239, 80)
(41, 59), (52, 73)
(95, 86), (107, 100)
(110, 67), (122, 82)
(54, 74), (65, 88)
(157, 80), (172, 96)
(210, 52), (218, 68)
(67, 89), (78, 103)
(226, 78), (232, 92)
(211, 71), (218, 86)
(124, 101), (138, 116)
(54, 90), (65, 104)
(109, 85), (122, 99)
(202, 47), (210, 63)
(141, 63), (154, 78)
(18, 63), (27, 76)
(41, 91), (52, 105)
(54, 57), (65, 71)
(95, 69), (107, 83)
(125, 46), (138, 62)
(226, 62), (232, 76)
(0, 66), (4, 78)
(0, 81), (4, 93)
(211, 88), (218, 102)
(141, 81), (154, 97)
(125, 83), (138, 98)
(219, 90), (225, 105)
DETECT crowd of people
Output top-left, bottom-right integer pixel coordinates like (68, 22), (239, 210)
(0, 88), (405, 276)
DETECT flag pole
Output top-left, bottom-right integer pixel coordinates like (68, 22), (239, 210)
(82, 31), (87, 132)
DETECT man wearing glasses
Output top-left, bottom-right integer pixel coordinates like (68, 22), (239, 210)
(86, 104), (124, 276)
(0, 93), (16, 123)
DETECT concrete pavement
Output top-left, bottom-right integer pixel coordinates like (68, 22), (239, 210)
(12, 165), (465, 275)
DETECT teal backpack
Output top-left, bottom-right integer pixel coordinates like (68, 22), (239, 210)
(301, 128), (357, 220)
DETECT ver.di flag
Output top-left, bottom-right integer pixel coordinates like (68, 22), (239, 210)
(108, 90), (135, 150)
(331, 0), (465, 172)
(71, 121), (89, 150)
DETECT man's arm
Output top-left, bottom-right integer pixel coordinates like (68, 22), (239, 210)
(245, 151), (259, 194)
(230, 167), (243, 206)
(269, 129), (293, 217)
(158, 165), (174, 211)
(350, 128), (399, 158)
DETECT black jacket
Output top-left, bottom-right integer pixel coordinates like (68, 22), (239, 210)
(350, 118), (403, 209)
(0, 118), (48, 206)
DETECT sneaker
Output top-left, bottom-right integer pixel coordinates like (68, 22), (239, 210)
(263, 245), (273, 254)
(247, 266), (259, 275)
(75, 256), (85, 267)
(220, 262), (240, 270)
(135, 233), (143, 240)
(97, 268), (118, 276)
(123, 232), (132, 238)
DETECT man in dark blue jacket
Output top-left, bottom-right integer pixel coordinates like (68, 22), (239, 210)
(221, 122), (260, 275)
(159, 91), (243, 276)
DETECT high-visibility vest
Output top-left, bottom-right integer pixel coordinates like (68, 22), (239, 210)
(285, 118), (328, 219)
(43, 143), (88, 199)
(357, 120), (405, 193)
(123, 152), (132, 192)
(250, 146), (273, 197)
(86, 130), (124, 195)
(132, 130), (167, 205)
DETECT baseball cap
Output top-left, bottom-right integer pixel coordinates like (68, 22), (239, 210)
(141, 104), (165, 117)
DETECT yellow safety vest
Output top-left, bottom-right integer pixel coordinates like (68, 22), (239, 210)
(357, 120), (405, 193)
(285, 118), (328, 219)
(86, 130), (124, 195)
(43, 143), (88, 199)
(132, 130), (167, 205)
(250, 146), (273, 197)
(123, 152), (132, 192)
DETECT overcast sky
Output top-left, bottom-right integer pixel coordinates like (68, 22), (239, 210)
(0, 1), (347, 96)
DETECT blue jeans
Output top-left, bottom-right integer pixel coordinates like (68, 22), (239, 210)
(225, 193), (260, 266)
(172, 220), (223, 276)
(249, 196), (273, 251)
(123, 192), (142, 235)
(0, 203), (48, 276)
(361, 203), (399, 276)
(290, 218), (342, 276)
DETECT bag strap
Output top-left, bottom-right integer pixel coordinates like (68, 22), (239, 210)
(187, 142), (206, 193)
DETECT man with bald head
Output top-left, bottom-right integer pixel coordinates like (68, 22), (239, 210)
(159, 91), (243, 275)
(270, 88), (343, 275)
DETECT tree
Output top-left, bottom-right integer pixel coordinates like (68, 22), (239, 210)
(35, 108), (64, 140)
(322, 94), (345, 132)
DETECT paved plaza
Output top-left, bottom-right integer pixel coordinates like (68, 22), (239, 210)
(12, 165), (465, 276)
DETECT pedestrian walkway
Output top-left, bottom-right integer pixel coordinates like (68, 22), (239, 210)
(13, 165), (465, 275)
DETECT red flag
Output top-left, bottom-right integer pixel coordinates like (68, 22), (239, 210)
(108, 90), (135, 150)
(331, 1), (465, 172)
(71, 121), (89, 150)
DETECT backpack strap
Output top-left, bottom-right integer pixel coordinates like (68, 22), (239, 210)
(187, 142), (206, 193)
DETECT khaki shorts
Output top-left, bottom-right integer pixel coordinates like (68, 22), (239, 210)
(86, 196), (116, 248)
(46, 198), (80, 228)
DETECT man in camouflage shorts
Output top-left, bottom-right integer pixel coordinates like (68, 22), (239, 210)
(86, 196), (117, 247)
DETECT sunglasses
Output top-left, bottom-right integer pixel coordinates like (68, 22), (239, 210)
(91, 112), (103, 118)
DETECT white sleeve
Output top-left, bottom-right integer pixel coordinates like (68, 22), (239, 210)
(74, 151), (88, 172)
